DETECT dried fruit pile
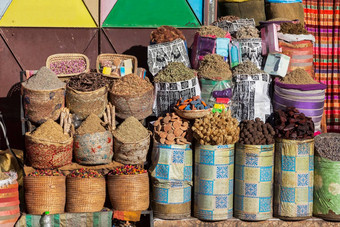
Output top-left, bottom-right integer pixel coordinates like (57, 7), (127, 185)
(108, 165), (147, 175)
(76, 114), (106, 135)
(192, 110), (240, 145)
(31, 119), (70, 143)
(175, 96), (212, 110)
(315, 133), (340, 161)
(198, 54), (232, 80)
(113, 116), (149, 143)
(239, 118), (275, 145)
(50, 59), (86, 75)
(111, 74), (153, 96)
(280, 68), (318, 85)
(67, 168), (103, 178)
(274, 107), (314, 140)
(22, 66), (65, 90)
(154, 113), (190, 145)
(67, 73), (109, 92)
(28, 169), (64, 176)
(154, 62), (196, 83)
(150, 26), (186, 44)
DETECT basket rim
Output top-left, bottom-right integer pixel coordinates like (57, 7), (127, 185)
(275, 138), (314, 143)
(113, 131), (151, 144)
(66, 176), (106, 180)
(24, 175), (66, 179)
(25, 132), (73, 144)
(174, 107), (212, 113)
(66, 84), (108, 94)
(109, 86), (154, 98)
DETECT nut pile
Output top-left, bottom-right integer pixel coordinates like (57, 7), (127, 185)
(50, 59), (86, 75)
(108, 165), (147, 175)
(111, 74), (153, 96)
(154, 113), (190, 145)
(154, 62), (196, 83)
(192, 110), (240, 145)
(239, 118), (275, 145)
(274, 107), (314, 140)
(150, 26), (186, 44)
(67, 73), (109, 92)
(198, 54), (232, 80)
(67, 168), (103, 178)
(28, 169), (64, 177)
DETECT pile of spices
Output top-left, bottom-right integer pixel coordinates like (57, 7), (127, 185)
(198, 54), (232, 80)
(239, 118), (275, 145)
(76, 114), (106, 135)
(67, 73), (109, 92)
(67, 168), (103, 178)
(175, 96), (212, 110)
(235, 25), (259, 39)
(315, 133), (340, 161)
(111, 74), (153, 96)
(192, 110), (239, 145)
(280, 68), (318, 85)
(150, 26), (186, 44)
(274, 107), (314, 140)
(279, 22), (309, 35)
(28, 169), (64, 177)
(31, 119), (70, 142)
(108, 165), (147, 175)
(50, 59), (86, 75)
(22, 66), (65, 90)
(232, 60), (264, 75)
(154, 113), (190, 145)
(113, 116), (149, 143)
(216, 15), (240, 22)
(199, 25), (227, 38)
(154, 62), (196, 83)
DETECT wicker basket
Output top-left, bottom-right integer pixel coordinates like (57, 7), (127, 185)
(107, 173), (149, 211)
(24, 176), (66, 215)
(66, 85), (108, 120)
(25, 132), (73, 169)
(174, 108), (212, 120)
(21, 84), (65, 124)
(74, 131), (113, 165)
(113, 132), (151, 165)
(96, 54), (138, 78)
(46, 53), (90, 77)
(66, 177), (106, 213)
(109, 88), (154, 120)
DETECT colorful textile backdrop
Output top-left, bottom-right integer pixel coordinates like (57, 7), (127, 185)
(303, 0), (340, 132)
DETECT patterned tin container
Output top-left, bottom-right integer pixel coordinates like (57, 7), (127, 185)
(234, 143), (274, 221)
(74, 131), (113, 165)
(194, 144), (234, 221)
(274, 138), (314, 220)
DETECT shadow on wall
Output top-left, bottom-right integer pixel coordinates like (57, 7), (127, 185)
(0, 82), (24, 150)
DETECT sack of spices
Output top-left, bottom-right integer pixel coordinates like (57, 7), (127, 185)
(148, 26), (190, 76)
(212, 16), (255, 35)
(21, 66), (66, 124)
(153, 62), (201, 117)
(74, 114), (113, 165)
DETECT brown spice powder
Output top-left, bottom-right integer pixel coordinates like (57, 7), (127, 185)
(32, 119), (70, 142)
(111, 74), (153, 96)
(113, 117), (149, 143)
(198, 54), (232, 80)
(77, 114), (106, 135)
(281, 68), (318, 85)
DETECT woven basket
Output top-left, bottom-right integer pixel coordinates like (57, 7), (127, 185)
(66, 177), (106, 213)
(21, 84), (65, 124)
(113, 132), (151, 165)
(96, 54), (138, 78)
(108, 173), (149, 211)
(46, 53), (90, 78)
(74, 131), (113, 165)
(24, 176), (66, 215)
(25, 132), (73, 169)
(174, 108), (212, 120)
(66, 85), (108, 120)
(109, 88), (154, 120)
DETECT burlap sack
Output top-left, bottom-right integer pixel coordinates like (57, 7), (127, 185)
(265, 3), (304, 24)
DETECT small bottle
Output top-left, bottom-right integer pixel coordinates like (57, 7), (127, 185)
(40, 211), (52, 227)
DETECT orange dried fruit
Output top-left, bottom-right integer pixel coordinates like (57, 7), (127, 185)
(159, 132), (167, 138)
(164, 123), (172, 132)
(165, 139), (174, 145)
(173, 121), (182, 129)
(174, 129), (183, 137)
(167, 133), (175, 141)
(160, 138), (166, 144)
(164, 116), (171, 123)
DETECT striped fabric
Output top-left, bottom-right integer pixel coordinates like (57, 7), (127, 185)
(303, 0), (340, 132)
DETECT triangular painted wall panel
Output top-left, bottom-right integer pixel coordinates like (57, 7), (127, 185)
(0, 0), (12, 20)
(0, 0), (96, 27)
(83, 0), (99, 26)
(103, 0), (200, 28)
(187, 0), (203, 23)
(100, 0), (117, 26)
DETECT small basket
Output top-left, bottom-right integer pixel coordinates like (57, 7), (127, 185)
(109, 88), (154, 120)
(113, 132), (151, 165)
(108, 173), (149, 211)
(24, 176), (66, 215)
(46, 53), (90, 78)
(174, 107), (212, 120)
(96, 54), (138, 78)
(25, 132), (73, 169)
(66, 177), (106, 213)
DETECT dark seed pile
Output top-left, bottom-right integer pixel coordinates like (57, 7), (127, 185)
(67, 73), (109, 92)
(315, 133), (340, 161)
(239, 118), (275, 145)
